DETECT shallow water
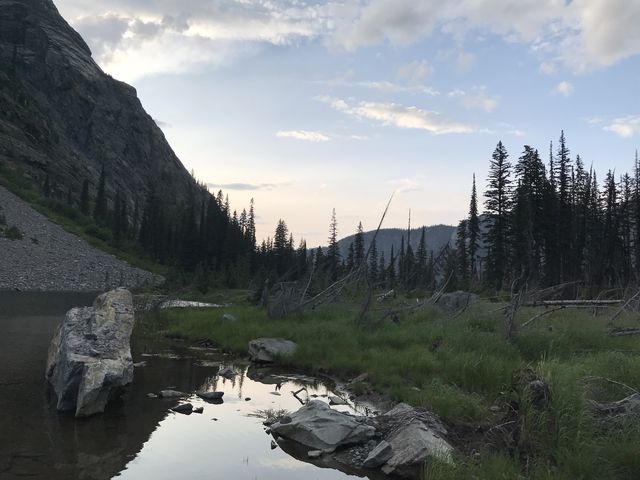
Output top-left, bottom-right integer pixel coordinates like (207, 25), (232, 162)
(0, 292), (385, 480)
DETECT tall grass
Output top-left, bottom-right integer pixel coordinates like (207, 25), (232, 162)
(142, 299), (640, 479)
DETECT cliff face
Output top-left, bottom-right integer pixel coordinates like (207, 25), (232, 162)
(0, 0), (195, 208)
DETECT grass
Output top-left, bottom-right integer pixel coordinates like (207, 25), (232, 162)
(140, 295), (640, 479)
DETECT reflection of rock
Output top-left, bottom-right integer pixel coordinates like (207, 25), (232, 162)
(271, 401), (375, 451)
(218, 366), (236, 379)
(248, 338), (297, 363)
(196, 391), (224, 401)
(45, 289), (135, 418)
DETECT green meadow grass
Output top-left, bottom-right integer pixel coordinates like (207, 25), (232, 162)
(140, 297), (640, 479)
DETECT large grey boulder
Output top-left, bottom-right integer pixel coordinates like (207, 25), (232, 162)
(271, 400), (375, 451)
(45, 289), (135, 417)
(379, 403), (453, 477)
(248, 338), (298, 363)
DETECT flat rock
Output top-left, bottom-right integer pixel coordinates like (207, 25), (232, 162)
(45, 289), (135, 417)
(248, 338), (298, 363)
(271, 400), (375, 451)
(363, 440), (393, 468)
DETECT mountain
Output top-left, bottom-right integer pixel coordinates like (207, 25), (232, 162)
(337, 224), (456, 261)
(0, 0), (196, 211)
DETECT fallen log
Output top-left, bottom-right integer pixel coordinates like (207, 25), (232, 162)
(523, 300), (622, 307)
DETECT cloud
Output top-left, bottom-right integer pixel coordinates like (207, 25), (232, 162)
(206, 182), (288, 191)
(388, 178), (423, 193)
(318, 96), (477, 135)
(456, 51), (477, 71)
(397, 60), (431, 83)
(448, 87), (498, 112)
(604, 116), (640, 138)
(539, 62), (556, 75)
(276, 130), (331, 142)
(328, 0), (640, 72)
(318, 77), (440, 96)
(554, 81), (574, 96)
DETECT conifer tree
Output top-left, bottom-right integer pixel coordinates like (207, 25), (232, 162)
(468, 174), (480, 279)
(483, 141), (512, 290)
(354, 222), (365, 267)
(327, 208), (340, 281)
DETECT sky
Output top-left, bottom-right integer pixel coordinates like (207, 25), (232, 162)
(54, 0), (640, 246)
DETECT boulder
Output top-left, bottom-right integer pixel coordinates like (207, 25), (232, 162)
(435, 291), (479, 311)
(380, 404), (453, 477)
(271, 400), (375, 451)
(248, 338), (298, 363)
(45, 289), (135, 418)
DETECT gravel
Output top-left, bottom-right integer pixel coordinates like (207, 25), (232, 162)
(0, 186), (156, 291)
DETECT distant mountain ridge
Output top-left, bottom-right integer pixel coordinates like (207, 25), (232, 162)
(335, 224), (456, 261)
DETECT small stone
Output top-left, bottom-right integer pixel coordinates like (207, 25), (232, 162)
(245, 397), (251, 401)
(307, 450), (323, 459)
(196, 391), (224, 401)
(193, 406), (204, 414)
(133, 361), (147, 368)
(270, 440), (278, 450)
(171, 403), (193, 414)
(146, 393), (159, 399)
(270, 392), (281, 396)
(159, 390), (186, 398)
(328, 395), (348, 406)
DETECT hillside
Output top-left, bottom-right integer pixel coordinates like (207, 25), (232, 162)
(0, 0), (196, 214)
(337, 224), (456, 261)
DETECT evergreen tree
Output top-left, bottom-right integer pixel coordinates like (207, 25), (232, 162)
(354, 222), (365, 267)
(80, 180), (90, 216)
(327, 208), (340, 281)
(468, 174), (480, 279)
(483, 141), (512, 290)
(456, 219), (469, 286)
(93, 167), (107, 223)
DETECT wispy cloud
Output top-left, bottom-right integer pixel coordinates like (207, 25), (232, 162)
(318, 96), (477, 135)
(448, 87), (498, 112)
(397, 60), (431, 83)
(604, 115), (640, 138)
(554, 81), (574, 96)
(206, 182), (288, 191)
(318, 77), (439, 96)
(276, 130), (330, 142)
(388, 178), (423, 193)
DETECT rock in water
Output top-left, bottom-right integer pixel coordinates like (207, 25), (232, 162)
(248, 338), (298, 363)
(270, 400), (375, 451)
(45, 289), (135, 417)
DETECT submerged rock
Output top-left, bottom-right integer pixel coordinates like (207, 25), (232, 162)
(172, 403), (193, 414)
(45, 289), (135, 418)
(270, 400), (375, 451)
(196, 391), (224, 401)
(159, 390), (187, 398)
(248, 338), (298, 363)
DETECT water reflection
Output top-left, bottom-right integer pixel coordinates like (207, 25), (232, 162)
(0, 292), (385, 480)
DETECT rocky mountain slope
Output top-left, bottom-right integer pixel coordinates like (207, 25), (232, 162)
(0, 185), (154, 291)
(0, 0), (196, 211)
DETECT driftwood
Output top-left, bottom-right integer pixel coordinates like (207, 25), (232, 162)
(608, 288), (640, 328)
(523, 300), (621, 307)
(521, 306), (566, 328)
(609, 328), (640, 337)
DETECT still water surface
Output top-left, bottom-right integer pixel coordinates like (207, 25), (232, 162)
(0, 292), (382, 480)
